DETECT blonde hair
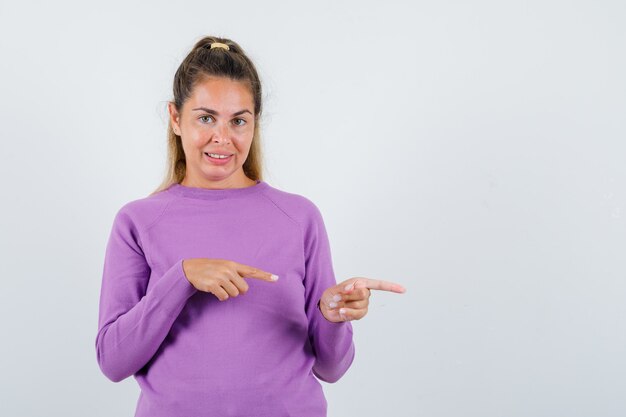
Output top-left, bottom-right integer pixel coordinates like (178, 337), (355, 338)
(149, 35), (264, 196)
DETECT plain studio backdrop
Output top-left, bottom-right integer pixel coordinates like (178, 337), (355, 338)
(1, 1), (625, 416)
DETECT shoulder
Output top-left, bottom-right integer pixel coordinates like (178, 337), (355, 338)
(112, 187), (174, 232)
(260, 183), (326, 229)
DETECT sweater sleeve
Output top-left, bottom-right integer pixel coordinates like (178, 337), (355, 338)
(303, 203), (356, 383)
(95, 206), (198, 383)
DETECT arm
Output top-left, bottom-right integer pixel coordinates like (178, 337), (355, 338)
(94, 207), (197, 382)
(303, 203), (356, 383)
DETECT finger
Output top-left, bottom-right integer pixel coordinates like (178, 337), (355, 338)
(321, 307), (344, 323)
(344, 278), (406, 294)
(338, 287), (371, 302)
(339, 299), (369, 310)
(210, 286), (230, 301)
(322, 305), (361, 323)
(230, 274), (250, 295)
(325, 283), (370, 308)
(327, 295), (370, 310)
(221, 279), (241, 298)
(322, 290), (344, 309)
(327, 278), (362, 305)
(234, 262), (279, 282)
(338, 307), (367, 321)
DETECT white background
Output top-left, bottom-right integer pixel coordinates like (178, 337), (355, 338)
(1, 1), (625, 416)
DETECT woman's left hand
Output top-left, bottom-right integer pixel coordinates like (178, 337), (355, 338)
(319, 277), (406, 322)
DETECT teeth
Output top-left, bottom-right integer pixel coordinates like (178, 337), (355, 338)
(206, 153), (230, 159)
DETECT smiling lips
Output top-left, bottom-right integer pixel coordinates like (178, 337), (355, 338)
(203, 152), (233, 164)
(204, 152), (232, 159)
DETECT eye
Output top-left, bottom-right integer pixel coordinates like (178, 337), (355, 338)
(199, 115), (214, 123)
(233, 118), (247, 126)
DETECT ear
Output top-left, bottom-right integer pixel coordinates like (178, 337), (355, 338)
(168, 102), (181, 135)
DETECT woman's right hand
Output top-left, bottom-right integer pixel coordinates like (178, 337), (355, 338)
(182, 258), (279, 301)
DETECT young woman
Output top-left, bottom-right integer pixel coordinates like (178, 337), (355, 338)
(95, 35), (406, 417)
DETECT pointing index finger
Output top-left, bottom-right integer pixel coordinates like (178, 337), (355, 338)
(235, 262), (279, 282)
(345, 278), (406, 294)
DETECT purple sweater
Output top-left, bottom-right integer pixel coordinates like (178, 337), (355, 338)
(95, 180), (355, 417)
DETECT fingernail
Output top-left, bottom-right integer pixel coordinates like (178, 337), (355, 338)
(344, 284), (354, 291)
(329, 301), (337, 308)
(332, 294), (342, 302)
(271, 274), (279, 281)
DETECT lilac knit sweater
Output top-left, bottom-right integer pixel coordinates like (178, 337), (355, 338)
(95, 180), (355, 417)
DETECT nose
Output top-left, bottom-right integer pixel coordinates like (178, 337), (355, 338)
(211, 121), (231, 144)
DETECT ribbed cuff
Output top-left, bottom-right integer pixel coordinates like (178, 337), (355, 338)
(152, 259), (198, 317)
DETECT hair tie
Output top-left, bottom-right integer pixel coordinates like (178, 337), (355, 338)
(210, 42), (230, 51)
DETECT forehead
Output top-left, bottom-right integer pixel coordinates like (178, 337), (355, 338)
(186, 76), (253, 110)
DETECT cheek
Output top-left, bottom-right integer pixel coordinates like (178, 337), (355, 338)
(182, 138), (202, 154)
(233, 134), (254, 150)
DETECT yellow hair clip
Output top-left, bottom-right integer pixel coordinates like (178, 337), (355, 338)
(210, 42), (230, 51)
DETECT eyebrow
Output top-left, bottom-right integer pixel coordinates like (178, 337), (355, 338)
(191, 107), (253, 116)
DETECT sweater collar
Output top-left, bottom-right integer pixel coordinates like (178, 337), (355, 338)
(167, 179), (268, 200)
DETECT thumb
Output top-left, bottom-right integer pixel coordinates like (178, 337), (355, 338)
(342, 278), (365, 292)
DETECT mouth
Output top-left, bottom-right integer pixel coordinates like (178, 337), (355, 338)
(203, 152), (234, 164)
(204, 152), (233, 159)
